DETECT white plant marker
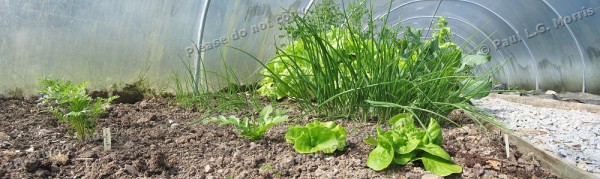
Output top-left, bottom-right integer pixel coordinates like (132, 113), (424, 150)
(504, 134), (510, 158)
(103, 128), (111, 151)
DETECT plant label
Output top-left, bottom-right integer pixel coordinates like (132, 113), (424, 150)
(504, 134), (509, 158)
(103, 128), (111, 151)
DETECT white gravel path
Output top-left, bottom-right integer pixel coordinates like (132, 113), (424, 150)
(472, 97), (600, 174)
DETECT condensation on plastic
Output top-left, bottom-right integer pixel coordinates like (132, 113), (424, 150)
(0, 0), (205, 95)
(0, 0), (599, 96)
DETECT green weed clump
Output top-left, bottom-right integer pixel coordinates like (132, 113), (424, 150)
(257, 0), (494, 123)
(173, 54), (261, 117)
(38, 79), (117, 142)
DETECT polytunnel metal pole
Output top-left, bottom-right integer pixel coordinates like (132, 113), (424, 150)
(193, 0), (211, 94)
(424, 0), (443, 39)
(306, 0), (315, 14)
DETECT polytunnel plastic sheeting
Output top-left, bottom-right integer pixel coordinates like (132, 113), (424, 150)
(0, 0), (205, 96)
(362, 0), (600, 94)
(1, 0), (599, 97)
(196, 0), (600, 94)
(197, 0), (311, 90)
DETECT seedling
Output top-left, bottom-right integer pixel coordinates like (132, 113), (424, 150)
(203, 105), (289, 140)
(38, 79), (118, 142)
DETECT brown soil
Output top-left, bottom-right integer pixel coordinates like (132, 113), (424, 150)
(0, 97), (558, 178)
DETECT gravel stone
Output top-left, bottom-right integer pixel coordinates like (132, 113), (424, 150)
(204, 165), (213, 173)
(0, 132), (9, 141)
(123, 164), (138, 175)
(473, 97), (600, 174)
(170, 123), (180, 128)
(421, 173), (442, 179)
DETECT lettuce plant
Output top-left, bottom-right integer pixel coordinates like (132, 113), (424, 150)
(203, 105), (289, 140)
(285, 120), (346, 154)
(363, 113), (462, 176)
(38, 79), (118, 142)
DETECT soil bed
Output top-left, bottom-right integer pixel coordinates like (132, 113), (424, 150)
(0, 97), (557, 178)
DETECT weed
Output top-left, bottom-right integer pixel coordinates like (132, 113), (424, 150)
(6, 87), (24, 98)
(173, 52), (262, 118)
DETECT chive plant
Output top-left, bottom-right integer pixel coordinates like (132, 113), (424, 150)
(256, 0), (498, 124)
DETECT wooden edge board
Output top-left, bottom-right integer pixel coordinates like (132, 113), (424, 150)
(482, 122), (600, 179)
(487, 93), (600, 113)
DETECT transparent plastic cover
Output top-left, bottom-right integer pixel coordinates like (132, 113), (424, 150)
(1, 0), (599, 96)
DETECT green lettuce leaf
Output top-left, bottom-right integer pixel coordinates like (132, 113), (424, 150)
(418, 143), (452, 161)
(419, 153), (462, 176)
(393, 152), (416, 165)
(388, 113), (415, 129)
(422, 118), (443, 145)
(367, 127), (395, 171)
(285, 120), (346, 154)
(363, 136), (378, 146)
(364, 113), (461, 176)
(294, 126), (339, 153)
(396, 137), (420, 155)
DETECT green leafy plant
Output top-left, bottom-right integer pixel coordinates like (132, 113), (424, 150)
(285, 120), (347, 154)
(363, 113), (461, 176)
(255, 0), (497, 122)
(203, 105), (289, 140)
(38, 79), (118, 142)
